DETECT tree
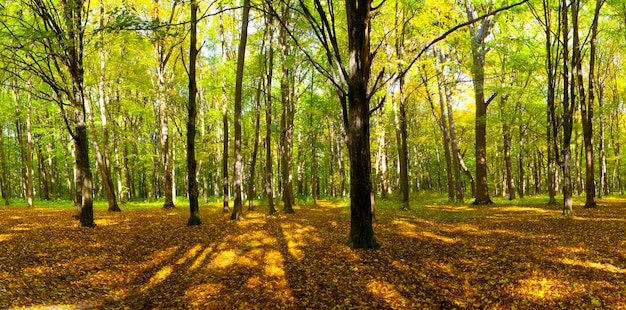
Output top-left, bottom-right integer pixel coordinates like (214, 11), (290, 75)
(231, 0), (251, 221)
(280, 0), (381, 248)
(187, 0), (201, 226)
(279, 1), (295, 214)
(465, 0), (496, 205)
(0, 0), (95, 226)
(561, 0), (574, 216)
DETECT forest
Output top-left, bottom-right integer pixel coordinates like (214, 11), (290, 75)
(1, 0), (626, 308)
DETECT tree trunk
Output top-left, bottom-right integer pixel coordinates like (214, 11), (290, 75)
(25, 85), (34, 208)
(439, 49), (464, 203)
(231, 0), (251, 221)
(0, 129), (9, 205)
(186, 0), (201, 226)
(572, 0), (596, 208)
(434, 51), (454, 202)
(542, 0), (559, 204)
(466, 0), (494, 205)
(344, 0), (378, 249)
(598, 84), (607, 197)
(264, 12), (276, 215)
(502, 98), (515, 200)
(247, 79), (262, 211)
(280, 3), (295, 214)
(562, 0), (574, 216)
(220, 3), (231, 214)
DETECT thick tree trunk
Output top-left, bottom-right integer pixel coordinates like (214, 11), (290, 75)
(186, 0), (201, 226)
(466, 1), (494, 205)
(344, 0), (378, 249)
(231, 0), (251, 221)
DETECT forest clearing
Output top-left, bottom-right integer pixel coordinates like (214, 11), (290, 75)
(1, 197), (625, 309)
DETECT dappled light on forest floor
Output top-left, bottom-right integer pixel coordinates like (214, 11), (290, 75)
(1, 199), (626, 308)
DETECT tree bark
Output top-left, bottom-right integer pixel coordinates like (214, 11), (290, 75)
(220, 3), (231, 214)
(153, 0), (176, 209)
(280, 2), (295, 214)
(562, 0), (574, 216)
(231, 0), (251, 221)
(247, 78), (262, 211)
(0, 130), (9, 205)
(186, 0), (201, 226)
(501, 97), (515, 200)
(264, 12), (276, 215)
(434, 51), (454, 202)
(344, 0), (378, 249)
(572, 0), (596, 208)
(439, 49), (464, 203)
(466, 1), (494, 205)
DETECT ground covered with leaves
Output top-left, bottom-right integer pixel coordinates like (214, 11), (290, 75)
(1, 197), (625, 309)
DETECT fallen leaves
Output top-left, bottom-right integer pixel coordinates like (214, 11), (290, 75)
(0, 199), (625, 309)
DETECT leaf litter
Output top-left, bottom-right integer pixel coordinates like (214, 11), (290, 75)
(0, 199), (625, 309)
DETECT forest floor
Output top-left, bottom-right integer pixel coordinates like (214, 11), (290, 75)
(0, 196), (625, 309)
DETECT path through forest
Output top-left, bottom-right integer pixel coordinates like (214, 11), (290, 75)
(0, 199), (625, 309)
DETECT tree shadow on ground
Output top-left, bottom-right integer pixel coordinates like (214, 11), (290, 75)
(0, 199), (625, 308)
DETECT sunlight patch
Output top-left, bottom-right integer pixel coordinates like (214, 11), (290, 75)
(147, 246), (180, 268)
(264, 250), (285, 277)
(176, 244), (203, 265)
(0, 234), (12, 242)
(512, 276), (582, 302)
(94, 218), (120, 226)
(560, 258), (626, 274)
(189, 246), (212, 272)
(210, 250), (237, 269)
(421, 231), (457, 243)
(185, 283), (224, 303)
(145, 265), (173, 289)
(367, 280), (409, 307)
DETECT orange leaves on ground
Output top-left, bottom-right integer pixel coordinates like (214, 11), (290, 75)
(1, 199), (626, 309)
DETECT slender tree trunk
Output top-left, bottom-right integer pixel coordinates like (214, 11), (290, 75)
(220, 4), (231, 214)
(571, 0), (596, 208)
(598, 84), (607, 197)
(0, 127), (9, 205)
(439, 50), (464, 202)
(543, 0), (559, 204)
(310, 114), (318, 204)
(153, 0), (176, 209)
(230, 0), (251, 220)
(264, 12), (276, 215)
(434, 52), (454, 202)
(247, 79), (262, 211)
(280, 2), (295, 214)
(501, 97), (515, 200)
(186, 0), (201, 226)
(25, 84), (34, 208)
(562, 0), (574, 216)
